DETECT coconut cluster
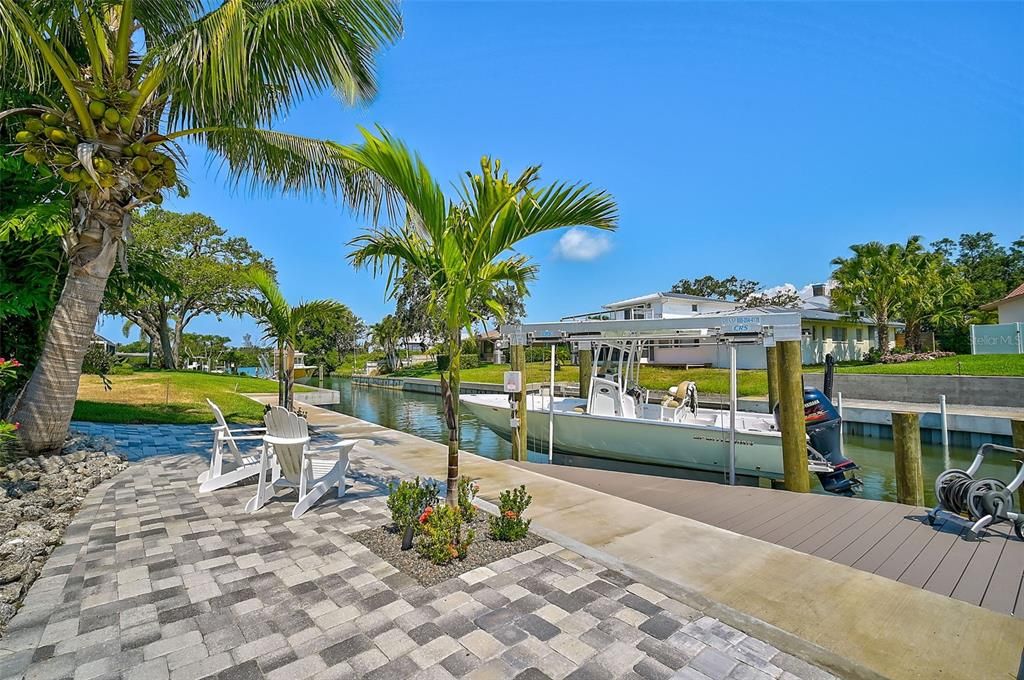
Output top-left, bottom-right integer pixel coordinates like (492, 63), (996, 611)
(13, 86), (177, 205)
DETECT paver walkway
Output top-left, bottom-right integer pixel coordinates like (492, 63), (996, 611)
(0, 429), (833, 680)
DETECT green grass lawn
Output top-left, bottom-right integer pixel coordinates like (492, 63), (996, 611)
(805, 354), (1024, 376)
(74, 370), (304, 424)
(389, 361), (770, 397)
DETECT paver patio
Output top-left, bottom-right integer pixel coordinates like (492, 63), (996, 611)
(0, 425), (834, 680)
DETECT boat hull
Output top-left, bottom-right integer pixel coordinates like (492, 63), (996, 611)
(461, 395), (786, 479)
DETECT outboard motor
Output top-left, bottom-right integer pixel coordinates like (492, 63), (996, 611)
(774, 387), (861, 495)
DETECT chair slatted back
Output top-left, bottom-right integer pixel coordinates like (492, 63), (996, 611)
(264, 407), (308, 480)
(207, 399), (240, 455)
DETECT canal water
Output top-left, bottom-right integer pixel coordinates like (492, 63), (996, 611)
(315, 377), (1017, 505)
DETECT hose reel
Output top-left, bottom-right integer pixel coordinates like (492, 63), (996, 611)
(926, 444), (1024, 541)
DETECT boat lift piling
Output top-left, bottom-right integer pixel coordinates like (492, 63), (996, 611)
(578, 342), (593, 402)
(765, 344), (780, 413)
(777, 340), (810, 493)
(893, 411), (925, 506)
(510, 339), (528, 462)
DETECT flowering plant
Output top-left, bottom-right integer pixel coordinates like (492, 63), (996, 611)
(416, 503), (474, 565)
(489, 485), (532, 542)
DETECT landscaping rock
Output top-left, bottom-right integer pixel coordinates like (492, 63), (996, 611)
(0, 431), (127, 637)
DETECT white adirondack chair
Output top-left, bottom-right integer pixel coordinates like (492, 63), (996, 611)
(197, 399), (268, 492)
(245, 406), (359, 519)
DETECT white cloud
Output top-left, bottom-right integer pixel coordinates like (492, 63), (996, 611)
(758, 283), (818, 300)
(553, 228), (612, 261)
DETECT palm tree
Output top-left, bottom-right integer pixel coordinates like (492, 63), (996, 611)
(898, 250), (972, 352)
(244, 269), (345, 411)
(344, 128), (617, 505)
(831, 237), (924, 355)
(371, 314), (404, 372)
(1, 0), (401, 452)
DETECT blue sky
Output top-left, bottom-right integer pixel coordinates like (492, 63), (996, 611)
(99, 1), (1024, 345)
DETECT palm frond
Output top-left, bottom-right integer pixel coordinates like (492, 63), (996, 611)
(336, 126), (448, 239)
(192, 127), (397, 219)
(160, 0), (401, 130)
(0, 0), (55, 90)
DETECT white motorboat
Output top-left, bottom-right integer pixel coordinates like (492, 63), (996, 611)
(460, 315), (861, 494)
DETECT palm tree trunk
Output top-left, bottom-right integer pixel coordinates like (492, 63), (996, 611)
(445, 326), (461, 506)
(284, 344), (296, 411)
(276, 340), (285, 407)
(11, 199), (126, 453)
(876, 314), (888, 356)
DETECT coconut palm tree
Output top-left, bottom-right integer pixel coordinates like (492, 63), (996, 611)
(831, 237), (924, 355)
(1, 0), (401, 452)
(244, 269), (345, 411)
(344, 127), (617, 505)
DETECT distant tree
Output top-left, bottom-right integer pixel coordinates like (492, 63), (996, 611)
(370, 315), (405, 372)
(394, 265), (444, 347)
(931, 232), (1024, 311)
(671, 275), (760, 301)
(295, 306), (364, 373)
(103, 209), (271, 370)
(739, 289), (801, 309)
(180, 334), (232, 370)
(471, 282), (526, 333)
(831, 238), (925, 354)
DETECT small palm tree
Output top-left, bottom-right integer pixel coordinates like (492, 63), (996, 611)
(344, 128), (617, 505)
(371, 314), (404, 372)
(2, 0), (401, 452)
(244, 269), (346, 411)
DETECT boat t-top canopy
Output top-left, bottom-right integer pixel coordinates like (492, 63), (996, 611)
(499, 310), (803, 347)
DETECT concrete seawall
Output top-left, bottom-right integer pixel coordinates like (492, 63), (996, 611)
(803, 373), (1024, 408)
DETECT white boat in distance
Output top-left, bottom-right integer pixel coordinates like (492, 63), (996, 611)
(459, 314), (861, 495)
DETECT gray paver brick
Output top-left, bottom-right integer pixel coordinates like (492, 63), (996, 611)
(4, 435), (835, 680)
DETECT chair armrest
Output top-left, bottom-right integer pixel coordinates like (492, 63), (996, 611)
(229, 427), (267, 434)
(264, 435), (311, 446)
(227, 435), (266, 442)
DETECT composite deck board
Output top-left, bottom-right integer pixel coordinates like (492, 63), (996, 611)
(513, 461), (1024, 617)
(807, 500), (896, 561)
(949, 531), (1007, 605)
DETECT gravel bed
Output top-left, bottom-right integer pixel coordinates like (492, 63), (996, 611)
(0, 431), (127, 635)
(351, 511), (546, 587)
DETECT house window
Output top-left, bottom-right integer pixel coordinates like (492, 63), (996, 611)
(691, 304), (698, 312)
(811, 326), (817, 341)
(832, 327), (847, 342)
(623, 308), (631, 320)
(855, 328), (864, 342)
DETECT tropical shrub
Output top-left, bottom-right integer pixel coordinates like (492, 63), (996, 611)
(386, 477), (440, 531)
(489, 485), (533, 541)
(457, 476), (480, 522)
(417, 503), (474, 565)
(81, 345), (116, 376)
(0, 357), (22, 459)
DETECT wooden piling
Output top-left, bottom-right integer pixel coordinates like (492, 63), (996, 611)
(578, 345), (593, 402)
(765, 344), (780, 413)
(1013, 419), (1024, 512)
(893, 412), (924, 506)
(777, 340), (809, 493)
(510, 343), (528, 462)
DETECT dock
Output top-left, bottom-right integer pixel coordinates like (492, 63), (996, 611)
(511, 461), (1024, 617)
(284, 397), (1024, 680)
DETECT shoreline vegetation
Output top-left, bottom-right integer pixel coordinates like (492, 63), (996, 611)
(73, 371), (309, 425)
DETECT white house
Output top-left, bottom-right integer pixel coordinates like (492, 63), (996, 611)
(980, 283), (1024, 323)
(566, 285), (899, 368)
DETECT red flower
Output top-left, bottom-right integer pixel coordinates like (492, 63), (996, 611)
(13, 422), (20, 430)
(447, 544), (458, 558)
(9, 360), (19, 367)
(418, 506), (434, 524)
(503, 510), (518, 521)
